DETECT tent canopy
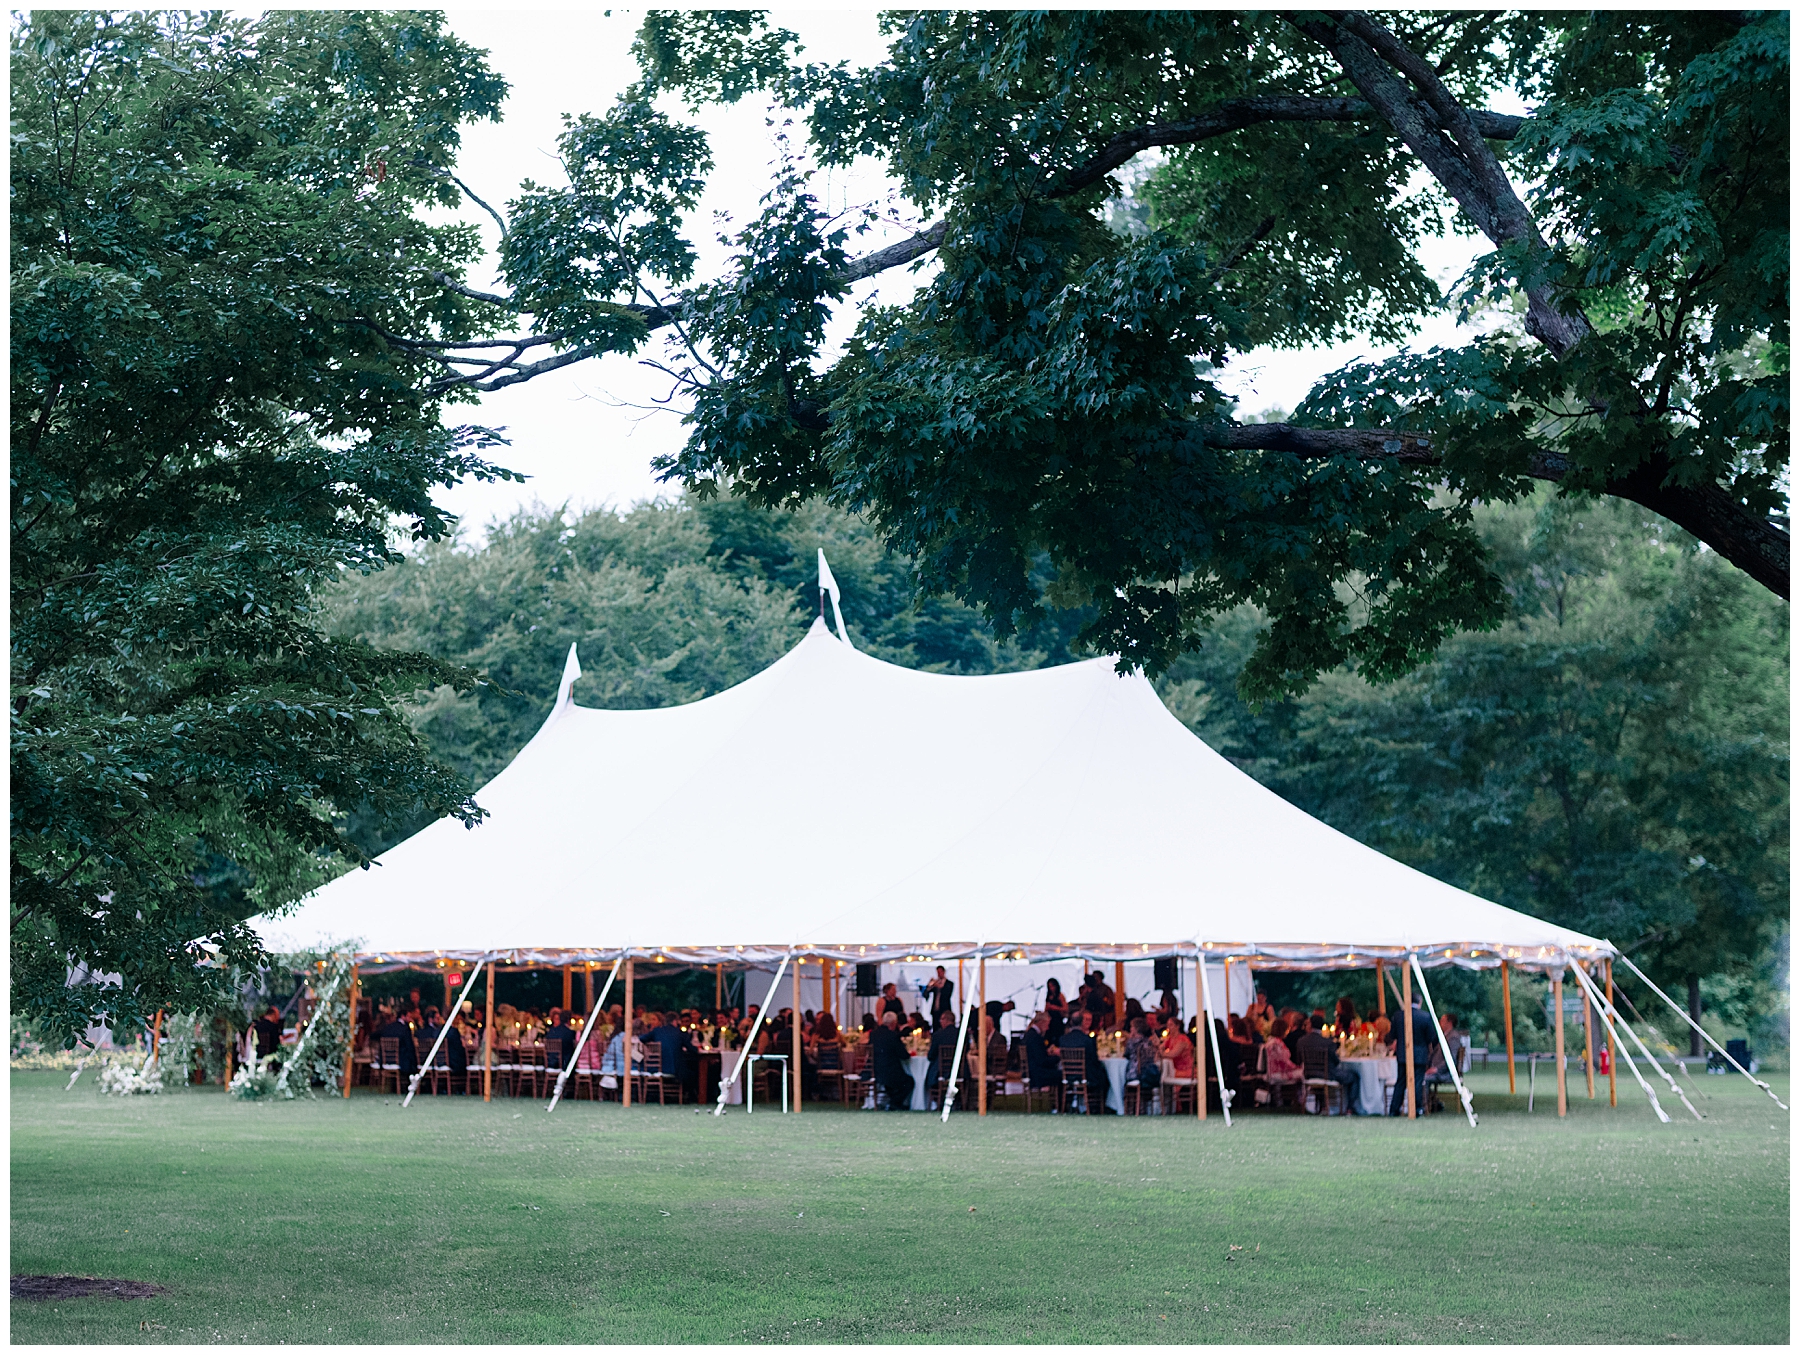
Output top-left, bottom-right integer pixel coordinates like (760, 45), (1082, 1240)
(258, 616), (1609, 973)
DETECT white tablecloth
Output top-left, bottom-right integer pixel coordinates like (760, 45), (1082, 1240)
(1101, 1057), (1127, 1114)
(1341, 1056), (1397, 1116)
(861, 1053), (933, 1109)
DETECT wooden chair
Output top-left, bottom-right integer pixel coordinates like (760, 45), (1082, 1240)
(1159, 1059), (1196, 1115)
(839, 1044), (869, 1108)
(930, 1042), (967, 1111)
(1122, 1062), (1152, 1116)
(637, 1043), (680, 1105)
(814, 1042), (844, 1103)
(542, 1045), (567, 1101)
(376, 1037), (401, 1095)
(1302, 1045), (1346, 1116)
(983, 1038), (1009, 1107)
(1058, 1046), (1090, 1114)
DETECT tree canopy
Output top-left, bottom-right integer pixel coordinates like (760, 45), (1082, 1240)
(415, 10), (1786, 699)
(11, 11), (514, 1045)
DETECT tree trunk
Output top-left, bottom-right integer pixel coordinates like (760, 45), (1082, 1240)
(1687, 974), (1703, 1059)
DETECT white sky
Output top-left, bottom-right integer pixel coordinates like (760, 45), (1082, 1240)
(430, 9), (1517, 537)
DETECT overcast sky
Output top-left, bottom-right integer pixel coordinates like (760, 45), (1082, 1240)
(430, 9), (1516, 538)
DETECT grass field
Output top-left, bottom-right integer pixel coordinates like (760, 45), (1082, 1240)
(10, 1067), (1788, 1344)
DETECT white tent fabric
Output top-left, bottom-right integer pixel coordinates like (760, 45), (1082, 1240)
(258, 616), (1609, 972)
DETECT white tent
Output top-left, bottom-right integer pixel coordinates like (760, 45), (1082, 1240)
(259, 614), (1610, 976)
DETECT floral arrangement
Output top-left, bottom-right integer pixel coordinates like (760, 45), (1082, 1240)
(98, 1054), (163, 1096)
(229, 1055), (281, 1101)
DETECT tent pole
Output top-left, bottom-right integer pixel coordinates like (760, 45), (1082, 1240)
(1193, 954), (1204, 1121)
(483, 963), (495, 1101)
(341, 964), (360, 1098)
(1113, 960), (1125, 1030)
(1604, 960), (1618, 1107)
(563, 965), (573, 1014)
(1401, 962), (1415, 1119)
(977, 954), (988, 1118)
(443, 967), (452, 1015)
(1581, 962), (1597, 1100)
(1553, 969), (1568, 1118)
(548, 955), (622, 1112)
(1501, 962), (1516, 1094)
(586, 963), (594, 1015)
(1196, 949), (1230, 1127)
(792, 958), (803, 1114)
(623, 958), (635, 1108)
(1376, 959), (1386, 1016)
(716, 963), (724, 1012)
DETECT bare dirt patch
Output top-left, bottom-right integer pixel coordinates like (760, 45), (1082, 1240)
(11, 1275), (169, 1301)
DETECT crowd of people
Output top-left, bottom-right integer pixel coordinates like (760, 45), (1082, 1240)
(348, 970), (1468, 1116)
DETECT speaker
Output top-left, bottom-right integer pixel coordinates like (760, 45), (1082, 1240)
(854, 963), (880, 997)
(1153, 956), (1179, 991)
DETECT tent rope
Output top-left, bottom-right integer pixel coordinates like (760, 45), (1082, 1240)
(713, 951), (791, 1117)
(547, 954), (624, 1112)
(1408, 953), (1477, 1128)
(1613, 952), (1787, 1111)
(939, 997), (978, 1122)
(1567, 961), (1670, 1123)
(1195, 947), (1231, 1127)
(403, 956), (486, 1107)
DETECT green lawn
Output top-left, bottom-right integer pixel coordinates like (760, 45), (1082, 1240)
(10, 1067), (1788, 1344)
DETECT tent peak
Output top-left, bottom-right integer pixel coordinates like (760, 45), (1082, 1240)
(817, 549), (852, 646)
(555, 642), (581, 709)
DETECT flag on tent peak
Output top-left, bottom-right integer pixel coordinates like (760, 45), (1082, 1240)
(556, 642), (582, 707)
(817, 549), (851, 646)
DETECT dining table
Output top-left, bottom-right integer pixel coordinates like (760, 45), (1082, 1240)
(1339, 1054), (1397, 1116)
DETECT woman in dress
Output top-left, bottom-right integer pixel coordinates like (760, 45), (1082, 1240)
(1042, 978), (1069, 1045)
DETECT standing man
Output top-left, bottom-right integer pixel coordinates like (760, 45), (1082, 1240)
(925, 965), (955, 1022)
(869, 1012), (914, 1111)
(253, 1005), (283, 1066)
(1388, 996), (1437, 1117)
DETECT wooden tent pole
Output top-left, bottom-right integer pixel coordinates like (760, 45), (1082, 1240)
(1113, 959), (1126, 1029)
(585, 963), (594, 1014)
(1553, 969), (1568, 1117)
(1376, 959), (1386, 1016)
(1604, 959), (1618, 1107)
(482, 965), (496, 1101)
(341, 965), (360, 1098)
(1400, 962), (1415, 1119)
(562, 965), (573, 1014)
(1501, 961), (1517, 1094)
(1581, 962), (1597, 1099)
(977, 954), (988, 1117)
(792, 958), (804, 1113)
(716, 962), (724, 1011)
(623, 958), (635, 1107)
(1194, 955), (1205, 1121)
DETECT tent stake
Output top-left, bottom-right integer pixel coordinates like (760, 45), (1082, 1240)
(341, 964), (360, 1098)
(1195, 949), (1230, 1126)
(1401, 961), (1415, 1119)
(1613, 951), (1787, 1111)
(1553, 969), (1567, 1118)
(1605, 960), (1617, 1107)
(1582, 962), (1597, 1099)
(483, 963), (495, 1101)
(1501, 962), (1516, 1094)
(623, 958), (634, 1107)
(792, 957), (803, 1114)
(548, 955), (622, 1112)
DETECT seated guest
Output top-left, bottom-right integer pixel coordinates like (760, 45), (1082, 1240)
(812, 1011), (840, 1045)
(542, 1008), (578, 1070)
(1162, 1015), (1195, 1079)
(373, 1007), (418, 1086)
(1261, 1029), (1303, 1085)
(1023, 1011), (1061, 1090)
(1123, 1016), (1161, 1099)
(1334, 996), (1358, 1036)
(859, 1013), (877, 1035)
(648, 1010), (685, 1087)
(869, 1012), (914, 1110)
(1123, 997), (1147, 1030)
(1297, 1013), (1363, 1113)
(1060, 1009), (1111, 1114)
(924, 1009), (961, 1094)
(1281, 1011), (1307, 1061)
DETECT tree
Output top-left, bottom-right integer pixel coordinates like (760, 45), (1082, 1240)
(407, 10), (1786, 699)
(1167, 490), (1788, 1043)
(11, 11), (515, 1046)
